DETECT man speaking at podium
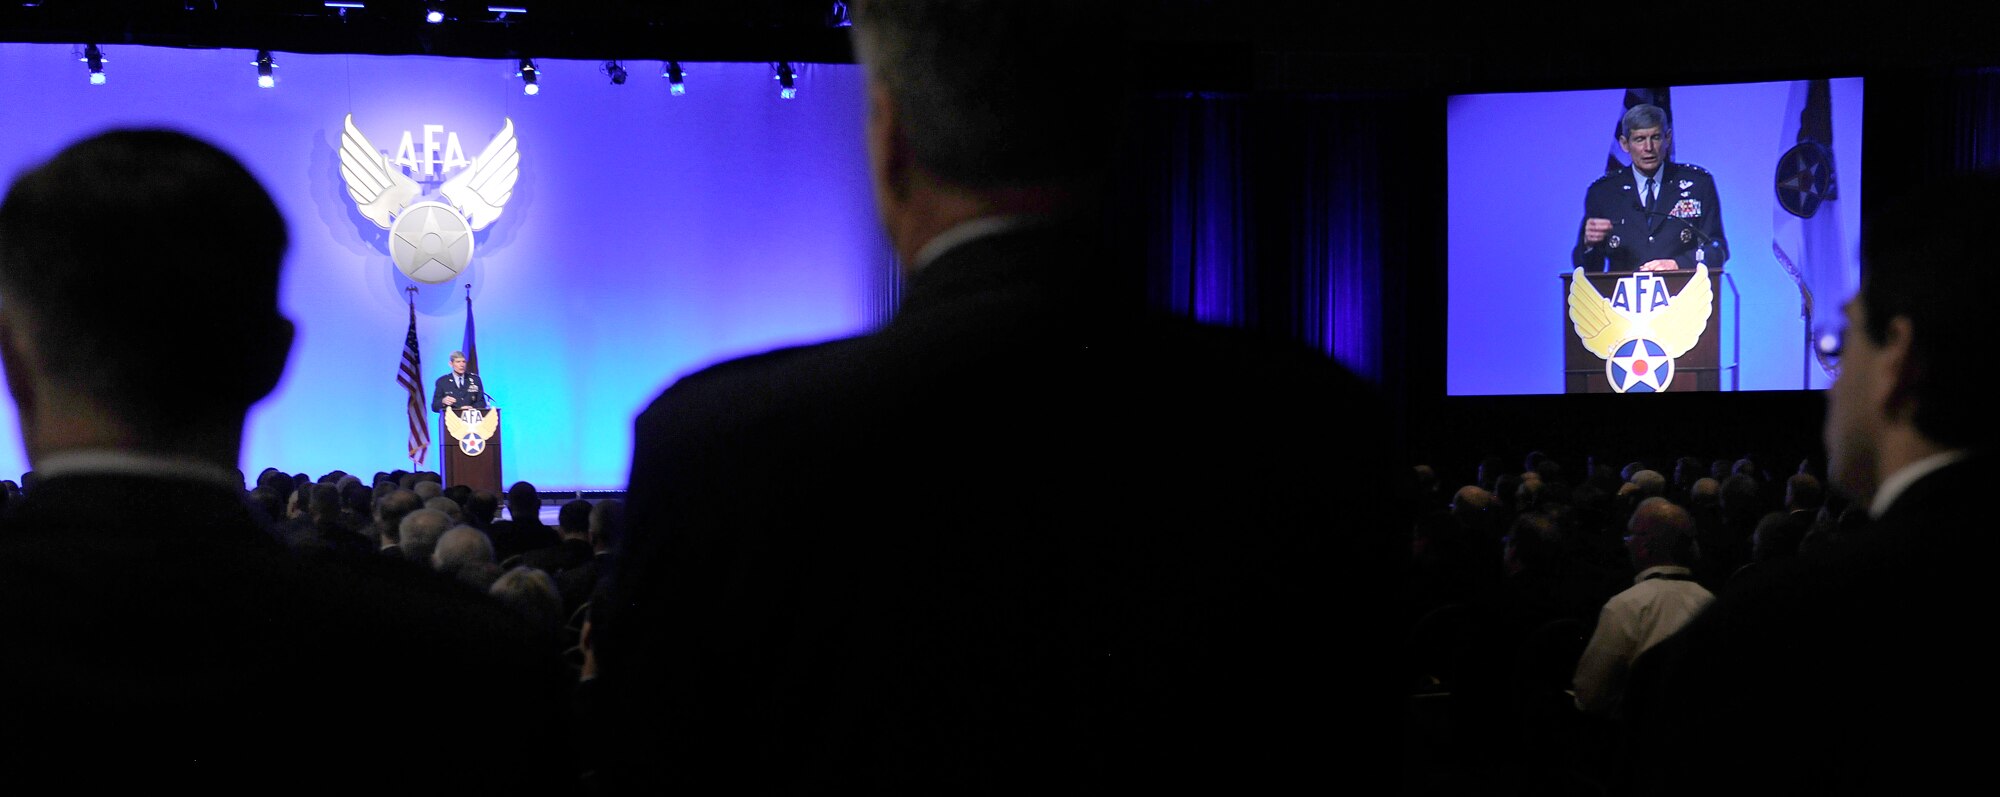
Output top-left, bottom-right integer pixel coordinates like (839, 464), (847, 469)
(1573, 103), (1729, 273)
(432, 350), (487, 413)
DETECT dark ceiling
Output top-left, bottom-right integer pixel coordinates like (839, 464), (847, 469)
(0, 1), (858, 63)
(5, 2), (2000, 93)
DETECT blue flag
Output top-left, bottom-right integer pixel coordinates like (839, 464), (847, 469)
(1772, 78), (1848, 382)
(462, 290), (479, 375)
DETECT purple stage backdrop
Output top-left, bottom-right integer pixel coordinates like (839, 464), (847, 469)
(0, 43), (892, 488)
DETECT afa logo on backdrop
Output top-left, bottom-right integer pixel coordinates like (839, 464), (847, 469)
(1567, 265), (1714, 393)
(338, 114), (522, 283)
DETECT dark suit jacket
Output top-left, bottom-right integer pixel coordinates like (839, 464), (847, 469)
(1645, 454), (1988, 794)
(0, 473), (570, 791)
(431, 370), (488, 412)
(519, 536), (592, 575)
(556, 552), (609, 617)
(599, 220), (1401, 792)
(490, 518), (559, 563)
(1572, 161), (1729, 273)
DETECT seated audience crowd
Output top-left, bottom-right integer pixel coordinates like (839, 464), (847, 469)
(0, 447), (1852, 793)
(1403, 450), (1856, 793)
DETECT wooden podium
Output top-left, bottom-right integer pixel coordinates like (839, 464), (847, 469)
(438, 406), (503, 494)
(1561, 269), (1724, 393)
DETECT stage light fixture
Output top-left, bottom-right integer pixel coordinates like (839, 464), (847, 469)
(254, 50), (276, 89)
(425, 5), (444, 23)
(81, 44), (105, 86)
(603, 61), (628, 86)
(324, 1), (364, 15)
(664, 61), (686, 96)
(518, 58), (539, 95)
(775, 62), (797, 100)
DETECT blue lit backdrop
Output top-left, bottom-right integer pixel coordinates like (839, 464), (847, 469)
(1447, 79), (1863, 395)
(0, 43), (891, 487)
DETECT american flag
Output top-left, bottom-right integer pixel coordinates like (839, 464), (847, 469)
(398, 301), (431, 465)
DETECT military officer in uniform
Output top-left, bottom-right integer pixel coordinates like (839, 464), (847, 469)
(432, 350), (488, 412)
(1573, 104), (1728, 273)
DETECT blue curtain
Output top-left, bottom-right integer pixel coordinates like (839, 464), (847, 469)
(1131, 93), (1402, 385)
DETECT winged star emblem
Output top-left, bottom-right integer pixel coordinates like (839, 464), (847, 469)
(1567, 265), (1714, 393)
(338, 114), (520, 283)
(445, 407), (500, 456)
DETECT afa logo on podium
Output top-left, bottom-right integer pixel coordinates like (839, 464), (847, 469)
(337, 114), (522, 283)
(1567, 265), (1714, 393)
(446, 406), (498, 456)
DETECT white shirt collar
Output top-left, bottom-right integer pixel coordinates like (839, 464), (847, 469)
(1635, 165), (1664, 203)
(909, 215), (1045, 275)
(1869, 449), (1970, 518)
(33, 449), (244, 491)
(1632, 564), (1693, 585)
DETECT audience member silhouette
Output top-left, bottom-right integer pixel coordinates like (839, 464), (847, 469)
(597, 2), (1397, 790)
(372, 487), (424, 555)
(520, 498), (594, 574)
(0, 128), (566, 789)
(558, 498), (622, 618)
(491, 480), (557, 560)
(1650, 174), (1999, 794)
(399, 506), (453, 564)
(1572, 498), (1711, 718)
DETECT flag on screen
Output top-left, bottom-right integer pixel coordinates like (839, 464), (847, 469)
(1772, 78), (1847, 378)
(398, 301), (431, 464)
(462, 291), (479, 375)
(1605, 87), (1674, 173)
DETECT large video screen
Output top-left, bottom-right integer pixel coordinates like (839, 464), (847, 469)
(0, 43), (890, 488)
(1446, 78), (1862, 396)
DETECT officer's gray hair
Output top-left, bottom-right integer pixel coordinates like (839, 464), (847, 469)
(851, 0), (1121, 188)
(1621, 104), (1670, 138)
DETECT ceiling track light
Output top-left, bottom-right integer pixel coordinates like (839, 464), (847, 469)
(254, 50), (276, 89)
(775, 62), (797, 100)
(518, 58), (539, 95)
(425, 4), (444, 24)
(663, 61), (686, 96)
(81, 43), (106, 85)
